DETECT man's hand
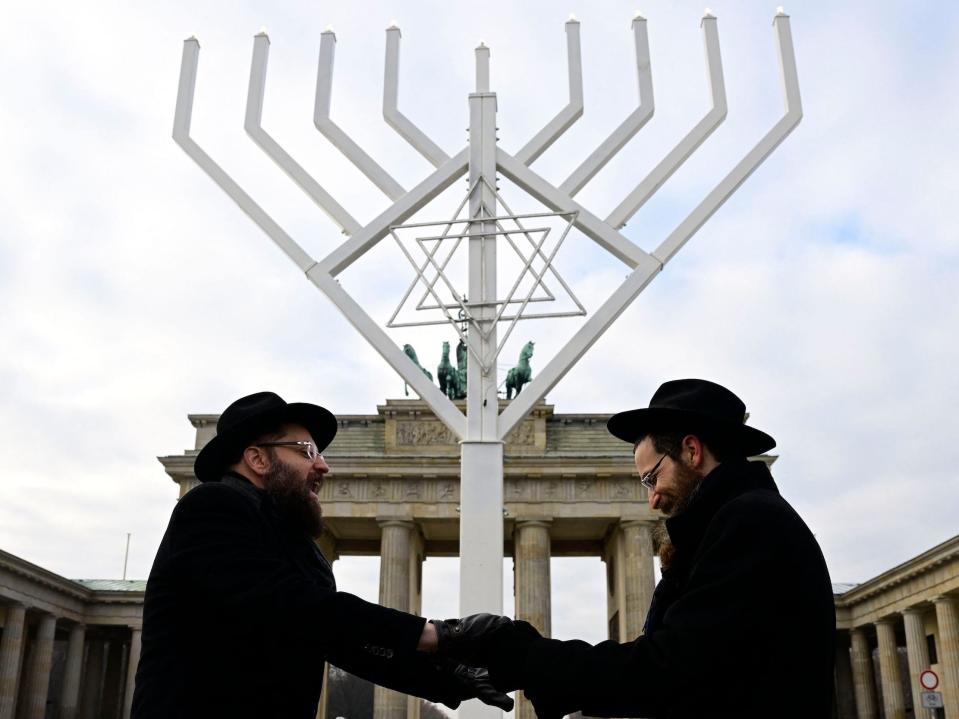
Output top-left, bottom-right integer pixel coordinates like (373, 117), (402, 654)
(430, 613), (542, 691)
(431, 657), (514, 712)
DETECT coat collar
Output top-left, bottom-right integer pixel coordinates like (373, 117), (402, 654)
(664, 458), (779, 552)
(221, 471), (267, 508)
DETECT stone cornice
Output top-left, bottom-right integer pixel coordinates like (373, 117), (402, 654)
(836, 534), (959, 607)
(0, 549), (144, 624)
(0, 549), (91, 602)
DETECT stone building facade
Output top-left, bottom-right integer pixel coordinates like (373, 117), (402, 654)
(1, 398), (957, 718)
(0, 551), (143, 719)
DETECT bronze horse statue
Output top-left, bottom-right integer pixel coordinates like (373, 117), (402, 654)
(505, 341), (534, 399)
(437, 340), (467, 399)
(402, 344), (433, 397)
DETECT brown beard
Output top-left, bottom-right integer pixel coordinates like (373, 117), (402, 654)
(653, 522), (676, 572)
(263, 454), (325, 540)
(654, 461), (705, 571)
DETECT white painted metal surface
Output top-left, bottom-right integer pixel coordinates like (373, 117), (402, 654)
(514, 19), (583, 166)
(173, 15), (802, 717)
(246, 32), (361, 236)
(606, 13), (727, 230)
(315, 30), (406, 200)
(559, 16), (653, 197)
(384, 26), (451, 168)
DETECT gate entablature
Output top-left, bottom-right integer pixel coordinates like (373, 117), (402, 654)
(158, 399), (657, 556)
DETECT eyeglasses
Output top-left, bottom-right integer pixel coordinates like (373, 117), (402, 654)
(639, 453), (667, 490)
(256, 441), (322, 462)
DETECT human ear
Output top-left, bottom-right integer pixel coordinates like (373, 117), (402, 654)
(243, 446), (270, 474)
(682, 435), (703, 467)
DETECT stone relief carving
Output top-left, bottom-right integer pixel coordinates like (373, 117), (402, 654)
(504, 421), (535, 446)
(318, 477), (642, 504)
(396, 421), (456, 446)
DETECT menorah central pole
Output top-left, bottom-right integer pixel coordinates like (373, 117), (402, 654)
(459, 44), (504, 716)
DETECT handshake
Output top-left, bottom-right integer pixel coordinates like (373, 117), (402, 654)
(426, 613), (544, 713)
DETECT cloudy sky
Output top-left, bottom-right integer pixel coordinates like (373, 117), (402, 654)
(1, 0), (956, 650)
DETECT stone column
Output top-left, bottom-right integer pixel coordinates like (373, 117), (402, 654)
(80, 639), (107, 719)
(315, 542), (337, 719)
(934, 595), (959, 719)
(60, 623), (86, 719)
(514, 520), (552, 636)
(835, 633), (857, 719)
(100, 639), (124, 719)
(407, 531), (424, 719)
(314, 663), (331, 719)
(121, 627), (142, 719)
(21, 613), (56, 719)
(850, 628), (878, 719)
(902, 609), (935, 719)
(373, 519), (414, 719)
(602, 534), (624, 642)
(875, 619), (906, 719)
(514, 520), (552, 719)
(0, 603), (27, 719)
(621, 520), (656, 639)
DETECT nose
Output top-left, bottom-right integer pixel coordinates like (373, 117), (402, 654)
(313, 454), (330, 473)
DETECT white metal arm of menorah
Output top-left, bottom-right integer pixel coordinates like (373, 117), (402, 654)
(174, 13), (800, 694)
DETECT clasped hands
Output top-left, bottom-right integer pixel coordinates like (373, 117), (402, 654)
(425, 613), (543, 712)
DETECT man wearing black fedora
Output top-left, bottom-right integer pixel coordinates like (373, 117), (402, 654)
(429, 379), (836, 718)
(132, 392), (511, 719)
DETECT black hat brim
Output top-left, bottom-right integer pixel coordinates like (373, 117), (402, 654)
(607, 407), (776, 457)
(194, 402), (338, 483)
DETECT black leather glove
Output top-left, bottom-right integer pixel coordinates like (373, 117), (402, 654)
(431, 613), (513, 660)
(430, 657), (514, 712)
(431, 613), (542, 692)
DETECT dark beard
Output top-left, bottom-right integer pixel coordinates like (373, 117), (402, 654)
(654, 462), (704, 571)
(263, 457), (325, 540)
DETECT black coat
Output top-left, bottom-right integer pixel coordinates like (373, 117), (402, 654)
(523, 458), (836, 719)
(132, 474), (456, 719)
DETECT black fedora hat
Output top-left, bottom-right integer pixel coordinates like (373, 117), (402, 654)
(193, 392), (338, 483)
(607, 379), (775, 456)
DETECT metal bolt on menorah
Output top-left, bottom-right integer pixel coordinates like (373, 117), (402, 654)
(174, 9), (800, 716)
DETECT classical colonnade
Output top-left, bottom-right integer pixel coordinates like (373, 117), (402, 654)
(831, 528), (959, 719)
(836, 593), (959, 719)
(0, 551), (143, 719)
(314, 516), (657, 719)
(4, 398), (950, 717)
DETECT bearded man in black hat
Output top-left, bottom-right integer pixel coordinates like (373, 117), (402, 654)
(132, 392), (511, 719)
(428, 379), (836, 718)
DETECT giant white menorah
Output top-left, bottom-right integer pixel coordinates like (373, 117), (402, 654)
(175, 9), (799, 716)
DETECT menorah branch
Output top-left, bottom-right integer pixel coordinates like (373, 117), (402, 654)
(653, 12), (801, 265)
(315, 30), (407, 200)
(307, 268), (467, 438)
(606, 13), (727, 230)
(315, 149), (469, 278)
(173, 37), (316, 272)
(559, 15), (654, 197)
(497, 149), (650, 269)
(497, 249), (663, 439)
(384, 25), (451, 168)
(514, 19), (583, 166)
(245, 32), (361, 236)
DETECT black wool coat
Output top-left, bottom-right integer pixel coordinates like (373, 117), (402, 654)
(523, 458), (836, 719)
(132, 474), (455, 719)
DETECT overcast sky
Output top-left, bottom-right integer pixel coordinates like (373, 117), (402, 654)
(2, 0), (957, 653)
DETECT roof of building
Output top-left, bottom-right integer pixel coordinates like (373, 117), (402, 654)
(73, 579), (147, 592)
